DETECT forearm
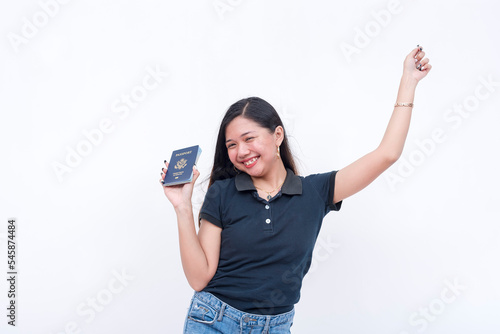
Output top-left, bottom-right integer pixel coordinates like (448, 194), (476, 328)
(332, 47), (430, 203)
(377, 74), (419, 161)
(175, 205), (211, 290)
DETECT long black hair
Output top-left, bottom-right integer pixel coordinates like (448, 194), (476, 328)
(207, 97), (298, 189)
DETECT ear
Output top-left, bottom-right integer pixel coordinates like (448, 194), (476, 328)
(274, 125), (285, 147)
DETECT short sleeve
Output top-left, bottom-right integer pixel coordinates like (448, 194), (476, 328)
(199, 182), (223, 228)
(328, 171), (342, 211)
(305, 171), (342, 212)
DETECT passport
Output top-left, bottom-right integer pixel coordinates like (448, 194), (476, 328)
(163, 145), (202, 186)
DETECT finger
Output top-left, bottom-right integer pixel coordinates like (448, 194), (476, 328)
(416, 55), (429, 70)
(420, 58), (429, 71)
(417, 58), (430, 71)
(415, 51), (426, 62)
(414, 44), (423, 56)
(192, 165), (200, 183)
(420, 58), (430, 66)
(411, 45), (422, 59)
(421, 63), (432, 72)
(161, 161), (168, 180)
(159, 163), (166, 185)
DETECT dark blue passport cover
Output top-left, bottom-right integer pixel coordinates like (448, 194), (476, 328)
(163, 145), (202, 186)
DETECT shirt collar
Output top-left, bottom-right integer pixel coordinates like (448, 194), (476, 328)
(235, 168), (302, 195)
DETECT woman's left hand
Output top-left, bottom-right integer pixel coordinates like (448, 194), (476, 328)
(403, 45), (432, 83)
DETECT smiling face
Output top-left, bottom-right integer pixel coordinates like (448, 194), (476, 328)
(225, 116), (284, 178)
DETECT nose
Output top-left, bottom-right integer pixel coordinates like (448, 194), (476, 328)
(237, 143), (250, 160)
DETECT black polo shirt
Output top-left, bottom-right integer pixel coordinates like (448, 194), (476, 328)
(200, 168), (342, 315)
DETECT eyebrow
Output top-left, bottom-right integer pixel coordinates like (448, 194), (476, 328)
(225, 131), (255, 143)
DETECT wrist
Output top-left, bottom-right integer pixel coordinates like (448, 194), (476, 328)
(174, 203), (193, 216)
(400, 74), (418, 89)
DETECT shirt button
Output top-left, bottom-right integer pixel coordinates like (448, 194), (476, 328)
(265, 205), (270, 210)
(265, 219), (271, 224)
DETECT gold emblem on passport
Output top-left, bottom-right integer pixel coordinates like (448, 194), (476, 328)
(175, 158), (188, 170)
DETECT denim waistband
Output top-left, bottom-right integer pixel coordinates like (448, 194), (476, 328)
(193, 291), (295, 327)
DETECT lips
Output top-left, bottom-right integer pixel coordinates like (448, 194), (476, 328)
(242, 156), (259, 168)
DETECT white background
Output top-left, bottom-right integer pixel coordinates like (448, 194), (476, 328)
(1, 0), (499, 333)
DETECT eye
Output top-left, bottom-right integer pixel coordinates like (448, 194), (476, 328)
(245, 137), (254, 142)
(226, 143), (235, 149)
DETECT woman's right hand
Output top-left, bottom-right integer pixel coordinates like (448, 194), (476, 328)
(160, 161), (200, 210)
(402, 45), (432, 84)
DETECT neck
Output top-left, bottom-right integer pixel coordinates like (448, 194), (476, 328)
(251, 161), (287, 190)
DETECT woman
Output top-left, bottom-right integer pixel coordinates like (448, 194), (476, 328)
(160, 46), (431, 333)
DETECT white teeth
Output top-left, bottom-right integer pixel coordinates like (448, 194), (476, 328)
(244, 157), (258, 166)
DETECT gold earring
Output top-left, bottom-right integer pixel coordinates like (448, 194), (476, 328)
(276, 146), (280, 158)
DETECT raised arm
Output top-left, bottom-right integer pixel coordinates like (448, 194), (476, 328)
(333, 46), (432, 204)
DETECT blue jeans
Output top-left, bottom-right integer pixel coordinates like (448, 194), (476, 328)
(183, 291), (295, 334)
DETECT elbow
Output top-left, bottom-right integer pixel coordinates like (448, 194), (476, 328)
(190, 282), (207, 292)
(191, 284), (206, 292)
(185, 265), (217, 292)
(385, 152), (400, 166)
(377, 147), (401, 166)
(188, 275), (211, 292)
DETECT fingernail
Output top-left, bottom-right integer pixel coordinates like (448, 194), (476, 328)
(416, 63), (422, 70)
(419, 47), (423, 51)
(164, 160), (167, 163)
